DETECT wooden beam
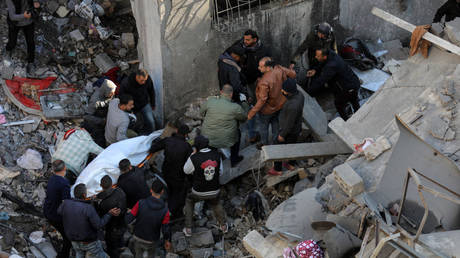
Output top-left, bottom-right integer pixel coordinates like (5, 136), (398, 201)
(261, 141), (352, 162)
(371, 7), (460, 56)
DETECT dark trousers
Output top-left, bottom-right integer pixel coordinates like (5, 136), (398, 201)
(334, 89), (360, 121)
(105, 226), (126, 258)
(274, 133), (298, 171)
(230, 129), (241, 163)
(6, 22), (35, 63)
(48, 219), (72, 258)
(165, 177), (186, 219)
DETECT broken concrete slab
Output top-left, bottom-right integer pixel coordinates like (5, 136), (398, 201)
(56, 6), (70, 17)
(363, 135), (391, 161)
(333, 163), (364, 197)
(1, 66), (14, 80)
(382, 39), (409, 61)
(171, 232), (187, 253)
(22, 115), (41, 133)
(416, 230), (460, 257)
(94, 53), (116, 73)
(321, 227), (362, 258)
(219, 145), (260, 184)
(297, 86), (328, 139)
(351, 67), (390, 92)
(243, 230), (295, 258)
(69, 29), (85, 41)
(445, 18), (460, 47)
(122, 33), (135, 49)
(265, 168), (303, 187)
(261, 141), (351, 162)
(46, 0), (59, 14)
(266, 188), (327, 239)
(190, 248), (213, 258)
(188, 229), (214, 247)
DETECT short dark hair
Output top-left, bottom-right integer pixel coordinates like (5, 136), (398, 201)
(244, 29), (258, 40)
(229, 45), (245, 57)
(74, 183), (87, 199)
(100, 175), (112, 189)
(317, 48), (329, 57)
(151, 179), (164, 194)
(119, 159), (131, 173)
(135, 69), (148, 77)
(261, 57), (276, 68)
(119, 94), (133, 105)
(177, 124), (190, 136)
(52, 160), (65, 173)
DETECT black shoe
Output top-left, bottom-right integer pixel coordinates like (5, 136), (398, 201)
(231, 156), (244, 167)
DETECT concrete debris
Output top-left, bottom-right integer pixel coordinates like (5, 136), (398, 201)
(122, 33), (135, 49)
(363, 135), (391, 161)
(0, 166), (20, 181)
(333, 163), (364, 197)
(94, 53), (116, 73)
(429, 116), (450, 140)
(1, 66), (14, 80)
(16, 149), (43, 170)
(445, 18), (460, 47)
(265, 168), (304, 187)
(56, 6), (70, 18)
(188, 229), (214, 247)
(69, 29), (85, 41)
(46, 1), (60, 14)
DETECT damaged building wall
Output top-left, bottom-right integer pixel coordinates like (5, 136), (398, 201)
(339, 0), (445, 41)
(132, 0), (340, 121)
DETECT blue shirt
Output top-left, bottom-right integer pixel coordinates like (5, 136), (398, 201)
(43, 174), (70, 221)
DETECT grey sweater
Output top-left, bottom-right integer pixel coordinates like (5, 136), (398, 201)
(105, 98), (130, 145)
(6, 0), (34, 27)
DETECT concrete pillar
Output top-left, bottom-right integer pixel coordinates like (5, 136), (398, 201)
(130, 0), (164, 126)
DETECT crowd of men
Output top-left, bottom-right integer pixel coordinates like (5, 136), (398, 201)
(4, 0), (455, 256)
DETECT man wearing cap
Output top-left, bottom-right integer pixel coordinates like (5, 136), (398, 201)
(292, 22), (337, 69)
(182, 135), (227, 237)
(268, 78), (305, 176)
(217, 45), (247, 103)
(149, 124), (193, 219)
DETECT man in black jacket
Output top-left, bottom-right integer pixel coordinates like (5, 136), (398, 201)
(218, 45), (247, 102)
(117, 159), (150, 209)
(307, 48), (361, 120)
(433, 0), (460, 23)
(182, 135), (226, 237)
(5, 0), (40, 74)
(119, 69), (156, 134)
(58, 183), (120, 258)
(149, 124), (193, 219)
(125, 180), (171, 258)
(43, 160), (71, 258)
(268, 79), (305, 176)
(96, 175), (127, 258)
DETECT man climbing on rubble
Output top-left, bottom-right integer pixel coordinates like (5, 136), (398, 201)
(95, 175), (127, 258)
(43, 160), (72, 258)
(306, 48), (361, 120)
(218, 45), (247, 103)
(119, 69), (157, 134)
(201, 84), (247, 167)
(292, 22), (337, 70)
(86, 79), (117, 120)
(149, 124), (193, 220)
(125, 179), (171, 258)
(5, 0), (40, 74)
(248, 57), (296, 146)
(58, 183), (120, 258)
(105, 94), (136, 145)
(182, 135), (227, 236)
(52, 128), (104, 182)
(268, 78), (305, 176)
(116, 159), (150, 209)
(228, 29), (271, 142)
(433, 0), (460, 23)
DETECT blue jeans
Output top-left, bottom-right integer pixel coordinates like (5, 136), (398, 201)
(258, 111), (280, 145)
(71, 240), (108, 258)
(246, 115), (257, 139)
(140, 104), (156, 134)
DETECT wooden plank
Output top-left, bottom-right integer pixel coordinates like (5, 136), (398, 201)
(265, 168), (304, 187)
(371, 7), (460, 56)
(261, 141), (352, 162)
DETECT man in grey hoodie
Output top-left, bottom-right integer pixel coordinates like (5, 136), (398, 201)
(105, 94), (135, 145)
(5, 0), (40, 73)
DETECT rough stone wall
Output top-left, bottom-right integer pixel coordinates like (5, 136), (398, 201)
(339, 0), (445, 42)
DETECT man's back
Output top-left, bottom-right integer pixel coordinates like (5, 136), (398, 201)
(128, 196), (170, 242)
(43, 174), (70, 221)
(96, 188), (127, 229)
(117, 168), (150, 208)
(279, 92), (305, 137)
(105, 98), (130, 144)
(201, 96), (247, 148)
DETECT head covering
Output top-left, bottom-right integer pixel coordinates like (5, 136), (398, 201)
(177, 124), (191, 135)
(317, 22), (332, 37)
(194, 135), (209, 151)
(295, 240), (324, 258)
(229, 45), (245, 57)
(282, 78), (298, 94)
(101, 79), (117, 98)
